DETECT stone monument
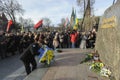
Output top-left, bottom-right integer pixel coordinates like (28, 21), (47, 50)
(95, 0), (120, 80)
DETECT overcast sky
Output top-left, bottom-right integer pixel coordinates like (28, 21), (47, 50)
(17, 0), (114, 26)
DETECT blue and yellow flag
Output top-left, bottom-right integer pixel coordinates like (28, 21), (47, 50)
(73, 18), (79, 30)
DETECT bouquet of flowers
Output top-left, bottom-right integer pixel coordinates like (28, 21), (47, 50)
(87, 50), (112, 78)
(38, 45), (54, 66)
(80, 53), (93, 64)
(100, 67), (111, 77)
(89, 61), (104, 73)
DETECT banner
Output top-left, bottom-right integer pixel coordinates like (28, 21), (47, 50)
(6, 20), (13, 32)
(75, 18), (79, 24)
(34, 20), (43, 29)
(64, 17), (69, 27)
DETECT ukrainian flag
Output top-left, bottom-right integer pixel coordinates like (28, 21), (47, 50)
(73, 18), (79, 30)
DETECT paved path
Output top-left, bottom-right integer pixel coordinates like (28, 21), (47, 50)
(0, 54), (26, 80)
(25, 49), (110, 80)
(0, 54), (47, 80)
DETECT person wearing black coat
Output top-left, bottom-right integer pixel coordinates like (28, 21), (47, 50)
(0, 32), (7, 59)
(20, 42), (41, 75)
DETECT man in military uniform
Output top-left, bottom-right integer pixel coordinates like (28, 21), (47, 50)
(20, 42), (41, 75)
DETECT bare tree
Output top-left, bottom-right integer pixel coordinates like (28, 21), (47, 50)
(77, 0), (86, 15)
(77, 0), (95, 16)
(0, 0), (24, 23)
(43, 17), (51, 27)
(77, 0), (95, 31)
(19, 17), (34, 28)
(57, 18), (65, 30)
(61, 18), (65, 27)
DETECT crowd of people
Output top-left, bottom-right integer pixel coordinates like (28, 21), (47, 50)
(0, 29), (97, 60)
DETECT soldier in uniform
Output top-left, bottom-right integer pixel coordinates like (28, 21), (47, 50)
(20, 42), (41, 75)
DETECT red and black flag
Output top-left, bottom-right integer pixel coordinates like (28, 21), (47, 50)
(6, 20), (13, 32)
(34, 20), (43, 29)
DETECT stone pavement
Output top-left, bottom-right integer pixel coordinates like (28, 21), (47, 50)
(24, 49), (110, 80)
(0, 54), (26, 80)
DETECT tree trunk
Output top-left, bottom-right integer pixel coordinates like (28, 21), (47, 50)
(81, 0), (91, 31)
(84, 0), (86, 13)
(113, 0), (116, 4)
